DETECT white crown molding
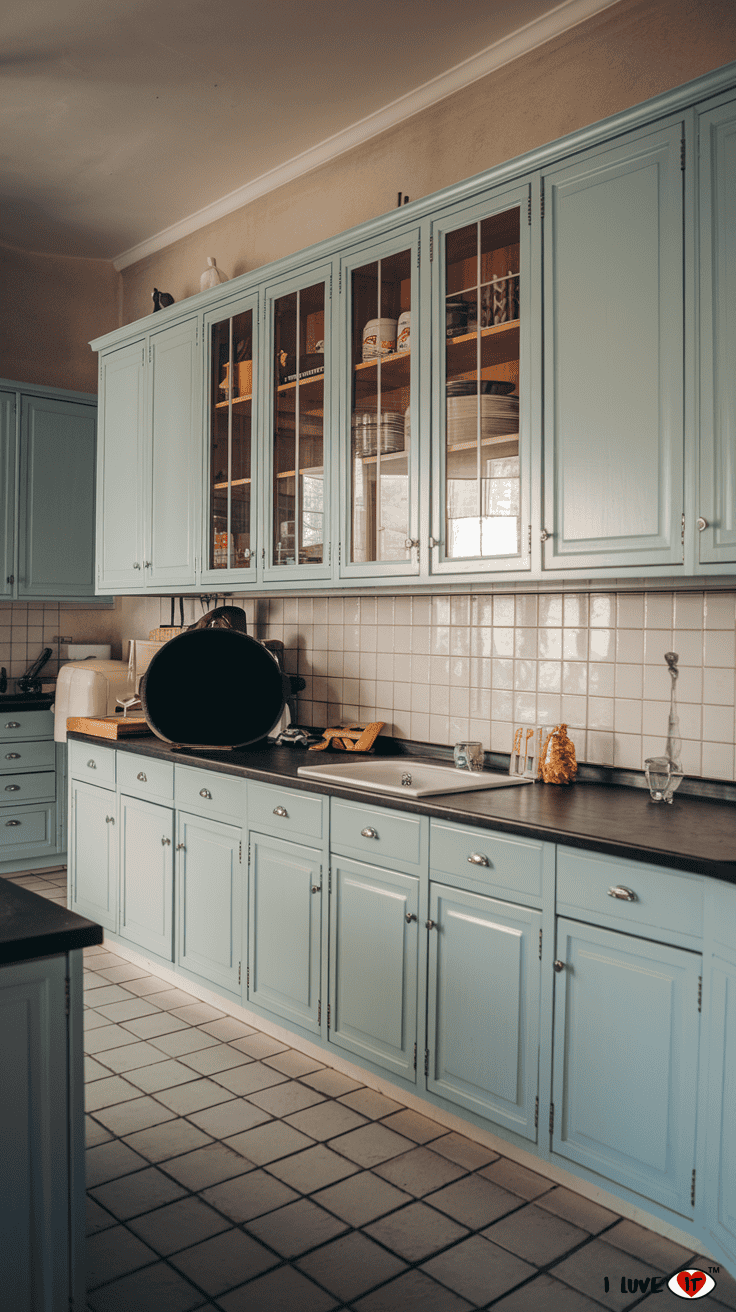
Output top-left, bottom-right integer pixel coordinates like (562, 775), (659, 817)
(114, 0), (621, 271)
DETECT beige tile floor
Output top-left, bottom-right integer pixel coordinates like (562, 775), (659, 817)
(8, 867), (736, 1311)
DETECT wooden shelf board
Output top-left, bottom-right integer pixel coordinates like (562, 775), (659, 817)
(215, 394), (253, 409)
(277, 372), (324, 393)
(354, 350), (410, 372)
(213, 477), (251, 489)
(446, 432), (519, 453)
(447, 320), (520, 348)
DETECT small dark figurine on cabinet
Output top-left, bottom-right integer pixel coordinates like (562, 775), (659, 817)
(152, 288), (175, 311)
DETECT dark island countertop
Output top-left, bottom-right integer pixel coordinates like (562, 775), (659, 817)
(68, 731), (736, 883)
(0, 878), (103, 966)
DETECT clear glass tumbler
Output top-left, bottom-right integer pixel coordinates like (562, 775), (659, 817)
(454, 741), (484, 772)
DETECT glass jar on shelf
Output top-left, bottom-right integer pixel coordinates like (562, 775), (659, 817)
(208, 307), (254, 573)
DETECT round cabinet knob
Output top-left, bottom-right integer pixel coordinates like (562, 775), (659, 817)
(5, 785), (20, 792)
(5, 722), (21, 729)
(554, 959), (565, 972)
(467, 852), (490, 867)
(243, 548), (252, 561)
(405, 538), (419, 549)
(607, 885), (637, 902)
(87, 759), (96, 769)
(176, 843), (186, 851)
(426, 919), (437, 930)
(405, 912), (417, 923)
(199, 788), (212, 800)
(105, 815), (115, 824)
(428, 536), (441, 548)
(161, 836), (171, 846)
(697, 517), (708, 531)
(133, 562), (141, 569)
(4, 753), (20, 760)
(311, 885), (322, 894)
(361, 826), (378, 839)
(137, 771), (147, 782)
(273, 806), (288, 817)
(143, 560), (151, 569)
(540, 529), (550, 542)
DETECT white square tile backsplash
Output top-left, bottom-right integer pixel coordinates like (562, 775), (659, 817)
(2, 590), (735, 783)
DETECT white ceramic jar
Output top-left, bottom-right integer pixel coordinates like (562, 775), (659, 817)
(362, 318), (397, 361)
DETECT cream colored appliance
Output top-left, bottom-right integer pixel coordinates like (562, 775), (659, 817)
(53, 659), (132, 742)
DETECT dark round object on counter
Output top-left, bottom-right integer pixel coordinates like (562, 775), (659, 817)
(140, 628), (286, 748)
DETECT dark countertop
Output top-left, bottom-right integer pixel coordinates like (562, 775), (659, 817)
(0, 693), (54, 711)
(0, 877), (103, 966)
(68, 731), (736, 882)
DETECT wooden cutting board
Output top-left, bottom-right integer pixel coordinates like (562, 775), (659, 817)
(66, 715), (150, 739)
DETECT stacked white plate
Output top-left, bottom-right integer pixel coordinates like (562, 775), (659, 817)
(352, 411), (405, 456)
(446, 394), (519, 444)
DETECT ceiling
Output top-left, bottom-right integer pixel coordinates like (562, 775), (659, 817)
(1, 0), (616, 265)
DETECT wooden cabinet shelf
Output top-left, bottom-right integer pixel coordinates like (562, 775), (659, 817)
(447, 320), (520, 373)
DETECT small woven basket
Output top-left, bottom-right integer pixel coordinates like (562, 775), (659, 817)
(148, 627), (182, 643)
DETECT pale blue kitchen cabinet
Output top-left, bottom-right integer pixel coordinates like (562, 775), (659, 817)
(1, 382), (99, 600)
(701, 881), (736, 1269)
(429, 180), (535, 579)
(248, 833), (321, 1034)
(0, 707), (60, 876)
(328, 855), (419, 1082)
(177, 810), (242, 997)
(262, 262), (336, 584)
(95, 317), (200, 592)
(697, 95), (736, 570)
(68, 777), (117, 932)
(118, 793), (174, 959)
(337, 224), (423, 582)
(541, 120), (685, 574)
(552, 918), (700, 1215)
(426, 882), (542, 1141)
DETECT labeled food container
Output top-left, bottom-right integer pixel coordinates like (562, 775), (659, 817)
(351, 411), (405, 456)
(362, 318), (397, 361)
(397, 311), (411, 352)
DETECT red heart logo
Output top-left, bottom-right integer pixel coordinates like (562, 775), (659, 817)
(677, 1271), (708, 1296)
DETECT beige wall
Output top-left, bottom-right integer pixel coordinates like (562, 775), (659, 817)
(0, 243), (120, 394)
(120, 0), (736, 322)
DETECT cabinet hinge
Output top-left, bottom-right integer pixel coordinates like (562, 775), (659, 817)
(528, 194), (532, 225)
(328, 868), (332, 893)
(65, 976), (70, 1018)
(424, 1049), (430, 1077)
(698, 975), (702, 1012)
(528, 525), (532, 554)
(681, 136), (686, 171)
(691, 1168), (696, 1206)
(238, 962), (241, 985)
(534, 1095), (539, 1129)
(248, 841), (251, 865)
(339, 269), (342, 293)
(246, 965), (250, 990)
(318, 1000), (321, 1026)
(329, 272), (333, 300)
(239, 841), (242, 864)
(539, 928), (543, 960)
(430, 236), (434, 262)
(413, 1042), (417, 1070)
(549, 1102), (554, 1134)
(195, 323), (199, 346)
(417, 236), (420, 268)
(327, 1003), (331, 1030)
(148, 344), (152, 364)
(682, 512), (686, 560)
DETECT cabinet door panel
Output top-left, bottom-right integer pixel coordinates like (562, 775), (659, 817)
(97, 341), (146, 590)
(18, 395), (97, 597)
(0, 390), (15, 598)
(543, 123), (684, 570)
(698, 98), (736, 566)
(329, 857), (418, 1079)
(178, 812), (242, 994)
(427, 883), (540, 1139)
(69, 779), (117, 931)
(705, 955), (736, 1264)
(249, 835), (321, 1032)
(149, 319), (199, 587)
(553, 918), (699, 1214)
(119, 795), (173, 959)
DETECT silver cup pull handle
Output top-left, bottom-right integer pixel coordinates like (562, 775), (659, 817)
(273, 806), (288, 817)
(87, 759), (96, 768)
(361, 826), (378, 839)
(199, 788), (212, 799)
(607, 885), (637, 902)
(137, 771), (147, 782)
(468, 852), (490, 867)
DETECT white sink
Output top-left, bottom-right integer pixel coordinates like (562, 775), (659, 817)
(296, 759), (533, 798)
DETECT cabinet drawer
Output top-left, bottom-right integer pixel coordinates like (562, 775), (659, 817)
(0, 709), (53, 741)
(331, 798), (424, 872)
(1, 805), (54, 853)
(175, 765), (245, 821)
(430, 819), (544, 900)
(118, 752), (174, 801)
(248, 781), (324, 843)
(68, 740), (116, 786)
(0, 738), (55, 774)
(0, 771), (55, 805)
(557, 846), (703, 944)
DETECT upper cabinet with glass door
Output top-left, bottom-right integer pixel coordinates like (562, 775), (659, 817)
(339, 231), (420, 579)
(264, 267), (333, 582)
(201, 295), (258, 588)
(430, 184), (533, 577)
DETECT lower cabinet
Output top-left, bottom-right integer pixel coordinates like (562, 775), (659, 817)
(328, 856), (419, 1082)
(68, 778), (117, 931)
(119, 794), (174, 960)
(178, 810), (242, 995)
(248, 833), (322, 1034)
(702, 881), (736, 1269)
(426, 882), (541, 1142)
(552, 918), (700, 1216)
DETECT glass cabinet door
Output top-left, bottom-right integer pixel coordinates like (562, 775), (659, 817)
(269, 277), (329, 576)
(204, 302), (256, 581)
(342, 239), (418, 576)
(432, 188), (531, 575)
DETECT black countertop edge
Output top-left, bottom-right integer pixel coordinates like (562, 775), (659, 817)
(0, 693), (54, 711)
(0, 877), (103, 966)
(67, 732), (736, 884)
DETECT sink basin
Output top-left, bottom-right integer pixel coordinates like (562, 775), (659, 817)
(296, 759), (533, 798)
